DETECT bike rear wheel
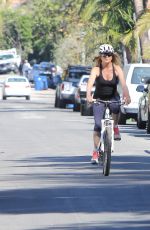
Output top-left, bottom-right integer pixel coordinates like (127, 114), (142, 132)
(103, 126), (112, 176)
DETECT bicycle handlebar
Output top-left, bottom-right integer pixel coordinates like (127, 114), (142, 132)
(92, 98), (125, 106)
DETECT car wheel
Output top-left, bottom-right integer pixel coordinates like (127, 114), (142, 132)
(54, 96), (59, 108)
(3, 96), (6, 100)
(137, 107), (146, 129)
(57, 97), (66, 108)
(26, 96), (30, 100)
(80, 103), (86, 116)
(147, 110), (150, 134)
(118, 111), (126, 125)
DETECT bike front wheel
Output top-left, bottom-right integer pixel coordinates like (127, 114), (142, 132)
(103, 126), (112, 176)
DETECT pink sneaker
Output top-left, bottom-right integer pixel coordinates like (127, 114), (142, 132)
(91, 151), (99, 164)
(114, 126), (121, 140)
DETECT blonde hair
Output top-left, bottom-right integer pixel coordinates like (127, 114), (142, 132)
(93, 52), (122, 67)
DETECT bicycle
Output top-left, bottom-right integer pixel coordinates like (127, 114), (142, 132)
(93, 99), (122, 176)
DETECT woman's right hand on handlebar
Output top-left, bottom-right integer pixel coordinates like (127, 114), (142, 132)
(86, 95), (93, 103)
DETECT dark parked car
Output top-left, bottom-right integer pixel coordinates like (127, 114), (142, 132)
(39, 62), (59, 88)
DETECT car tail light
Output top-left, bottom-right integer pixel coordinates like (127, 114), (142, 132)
(5, 84), (10, 88)
(77, 88), (80, 98)
(61, 83), (64, 91)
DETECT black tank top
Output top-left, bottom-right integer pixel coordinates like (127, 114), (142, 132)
(93, 64), (119, 100)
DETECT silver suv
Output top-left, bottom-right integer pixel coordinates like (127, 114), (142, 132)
(54, 65), (91, 108)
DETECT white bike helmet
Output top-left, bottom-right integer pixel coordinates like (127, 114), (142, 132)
(99, 44), (114, 54)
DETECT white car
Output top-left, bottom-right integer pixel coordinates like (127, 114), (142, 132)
(136, 79), (150, 133)
(73, 74), (90, 111)
(74, 74), (95, 116)
(137, 86), (148, 129)
(2, 75), (31, 100)
(118, 63), (150, 124)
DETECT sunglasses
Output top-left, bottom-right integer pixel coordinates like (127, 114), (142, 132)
(101, 53), (113, 57)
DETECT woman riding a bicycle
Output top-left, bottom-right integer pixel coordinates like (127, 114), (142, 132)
(86, 44), (131, 164)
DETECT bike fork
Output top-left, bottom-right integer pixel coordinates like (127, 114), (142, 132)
(100, 119), (114, 153)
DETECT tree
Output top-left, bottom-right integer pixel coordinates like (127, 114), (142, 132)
(133, 0), (144, 17)
(30, 0), (65, 62)
(133, 0), (150, 62)
(136, 11), (150, 60)
(0, 8), (33, 58)
(78, 0), (135, 63)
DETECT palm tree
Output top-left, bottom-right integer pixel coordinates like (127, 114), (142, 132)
(136, 11), (150, 60)
(133, 0), (150, 62)
(133, 0), (144, 17)
(133, 0), (144, 62)
(78, 0), (135, 63)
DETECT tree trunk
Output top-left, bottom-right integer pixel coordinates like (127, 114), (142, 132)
(145, 0), (150, 62)
(133, 0), (145, 62)
(147, 0), (150, 9)
(134, 0), (144, 18)
(147, 0), (150, 40)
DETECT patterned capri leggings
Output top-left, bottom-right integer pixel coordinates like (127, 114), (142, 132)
(93, 95), (120, 132)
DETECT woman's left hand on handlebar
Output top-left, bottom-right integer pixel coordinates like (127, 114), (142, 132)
(124, 96), (131, 105)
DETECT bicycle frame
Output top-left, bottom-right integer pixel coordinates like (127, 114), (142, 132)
(101, 106), (114, 154)
(93, 99), (121, 176)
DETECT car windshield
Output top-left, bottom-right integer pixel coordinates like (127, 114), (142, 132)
(39, 73), (51, 77)
(69, 71), (90, 79)
(0, 54), (14, 60)
(131, 67), (150, 84)
(8, 78), (27, 82)
(82, 78), (89, 83)
(40, 67), (50, 72)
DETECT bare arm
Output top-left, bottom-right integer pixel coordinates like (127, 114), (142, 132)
(86, 67), (98, 103)
(115, 65), (131, 104)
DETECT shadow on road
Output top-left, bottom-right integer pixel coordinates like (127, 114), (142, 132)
(0, 154), (150, 215)
(33, 220), (150, 230)
(0, 153), (150, 229)
(120, 124), (150, 140)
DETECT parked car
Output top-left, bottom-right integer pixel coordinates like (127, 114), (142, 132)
(148, 83), (150, 134)
(118, 63), (150, 125)
(54, 65), (92, 108)
(136, 85), (148, 129)
(2, 75), (31, 100)
(40, 62), (56, 76)
(73, 75), (89, 111)
(0, 62), (18, 74)
(136, 78), (150, 133)
(0, 49), (20, 74)
(49, 74), (62, 89)
(39, 62), (58, 88)
(73, 74), (95, 116)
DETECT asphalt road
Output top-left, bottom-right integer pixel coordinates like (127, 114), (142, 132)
(0, 86), (150, 230)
